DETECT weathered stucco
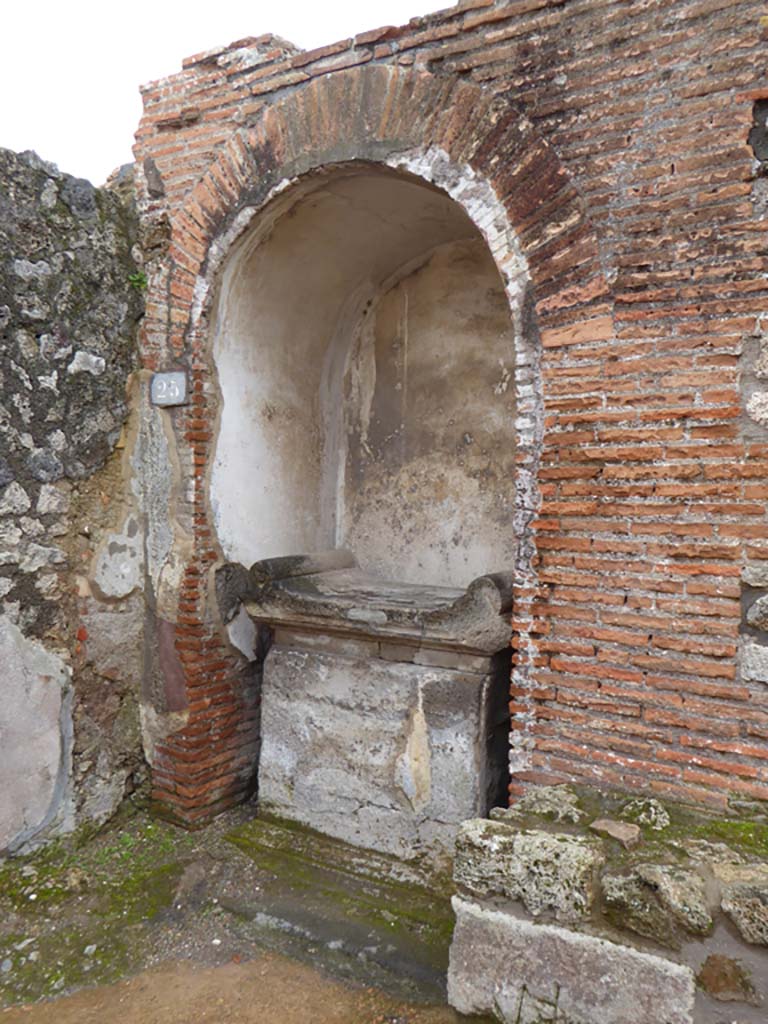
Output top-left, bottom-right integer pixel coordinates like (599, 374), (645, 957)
(258, 635), (509, 869)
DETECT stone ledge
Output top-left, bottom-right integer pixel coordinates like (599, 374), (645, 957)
(448, 895), (696, 1024)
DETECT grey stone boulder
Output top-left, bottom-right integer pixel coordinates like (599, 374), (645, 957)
(747, 595), (768, 631)
(448, 895), (696, 1024)
(454, 819), (604, 922)
(742, 642), (768, 684)
(602, 870), (681, 948)
(744, 565), (768, 588)
(0, 483), (31, 516)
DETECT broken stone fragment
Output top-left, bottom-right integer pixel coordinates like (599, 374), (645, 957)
(636, 865), (712, 936)
(490, 784), (585, 825)
(454, 819), (604, 922)
(590, 817), (641, 849)
(601, 870), (680, 948)
(697, 953), (759, 1004)
(747, 595), (768, 631)
(620, 797), (670, 831)
(721, 882), (768, 946)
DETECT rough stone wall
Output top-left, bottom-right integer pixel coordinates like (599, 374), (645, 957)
(132, 0), (768, 819)
(0, 149), (145, 852)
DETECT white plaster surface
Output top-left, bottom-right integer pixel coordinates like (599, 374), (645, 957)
(91, 513), (143, 599)
(0, 615), (72, 852)
(210, 166), (521, 588)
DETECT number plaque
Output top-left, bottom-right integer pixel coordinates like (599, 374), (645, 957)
(150, 371), (188, 407)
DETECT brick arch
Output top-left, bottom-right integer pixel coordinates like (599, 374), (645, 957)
(166, 64), (609, 351)
(145, 63), (613, 825)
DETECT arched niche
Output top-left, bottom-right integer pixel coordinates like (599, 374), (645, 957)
(209, 163), (519, 589)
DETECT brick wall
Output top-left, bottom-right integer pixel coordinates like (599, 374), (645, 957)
(133, 0), (768, 821)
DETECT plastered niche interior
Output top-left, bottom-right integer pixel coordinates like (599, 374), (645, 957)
(210, 165), (518, 588)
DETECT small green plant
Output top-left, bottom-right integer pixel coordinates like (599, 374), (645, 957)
(128, 270), (147, 291)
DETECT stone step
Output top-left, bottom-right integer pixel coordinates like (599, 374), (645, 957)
(222, 815), (456, 1004)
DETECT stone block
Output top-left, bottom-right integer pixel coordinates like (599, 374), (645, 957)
(454, 819), (603, 922)
(271, 629), (378, 659)
(80, 597), (144, 686)
(448, 896), (695, 1024)
(742, 642), (768, 684)
(412, 647), (489, 672)
(258, 645), (504, 867)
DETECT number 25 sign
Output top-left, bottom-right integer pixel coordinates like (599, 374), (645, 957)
(150, 372), (188, 407)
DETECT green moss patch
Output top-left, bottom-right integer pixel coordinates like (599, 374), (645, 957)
(0, 813), (197, 1006)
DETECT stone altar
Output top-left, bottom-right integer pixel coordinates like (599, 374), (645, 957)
(218, 551), (512, 870)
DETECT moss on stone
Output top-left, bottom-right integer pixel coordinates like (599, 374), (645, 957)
(0, 811), (196, 1006)
(226, 815), (455, 966)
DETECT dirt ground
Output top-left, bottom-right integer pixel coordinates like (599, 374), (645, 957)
(1, 807), (491, 1023)
(0, 954), (464, 1024)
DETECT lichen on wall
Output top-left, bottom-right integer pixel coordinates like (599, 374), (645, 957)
(0, 148), (145, 853)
